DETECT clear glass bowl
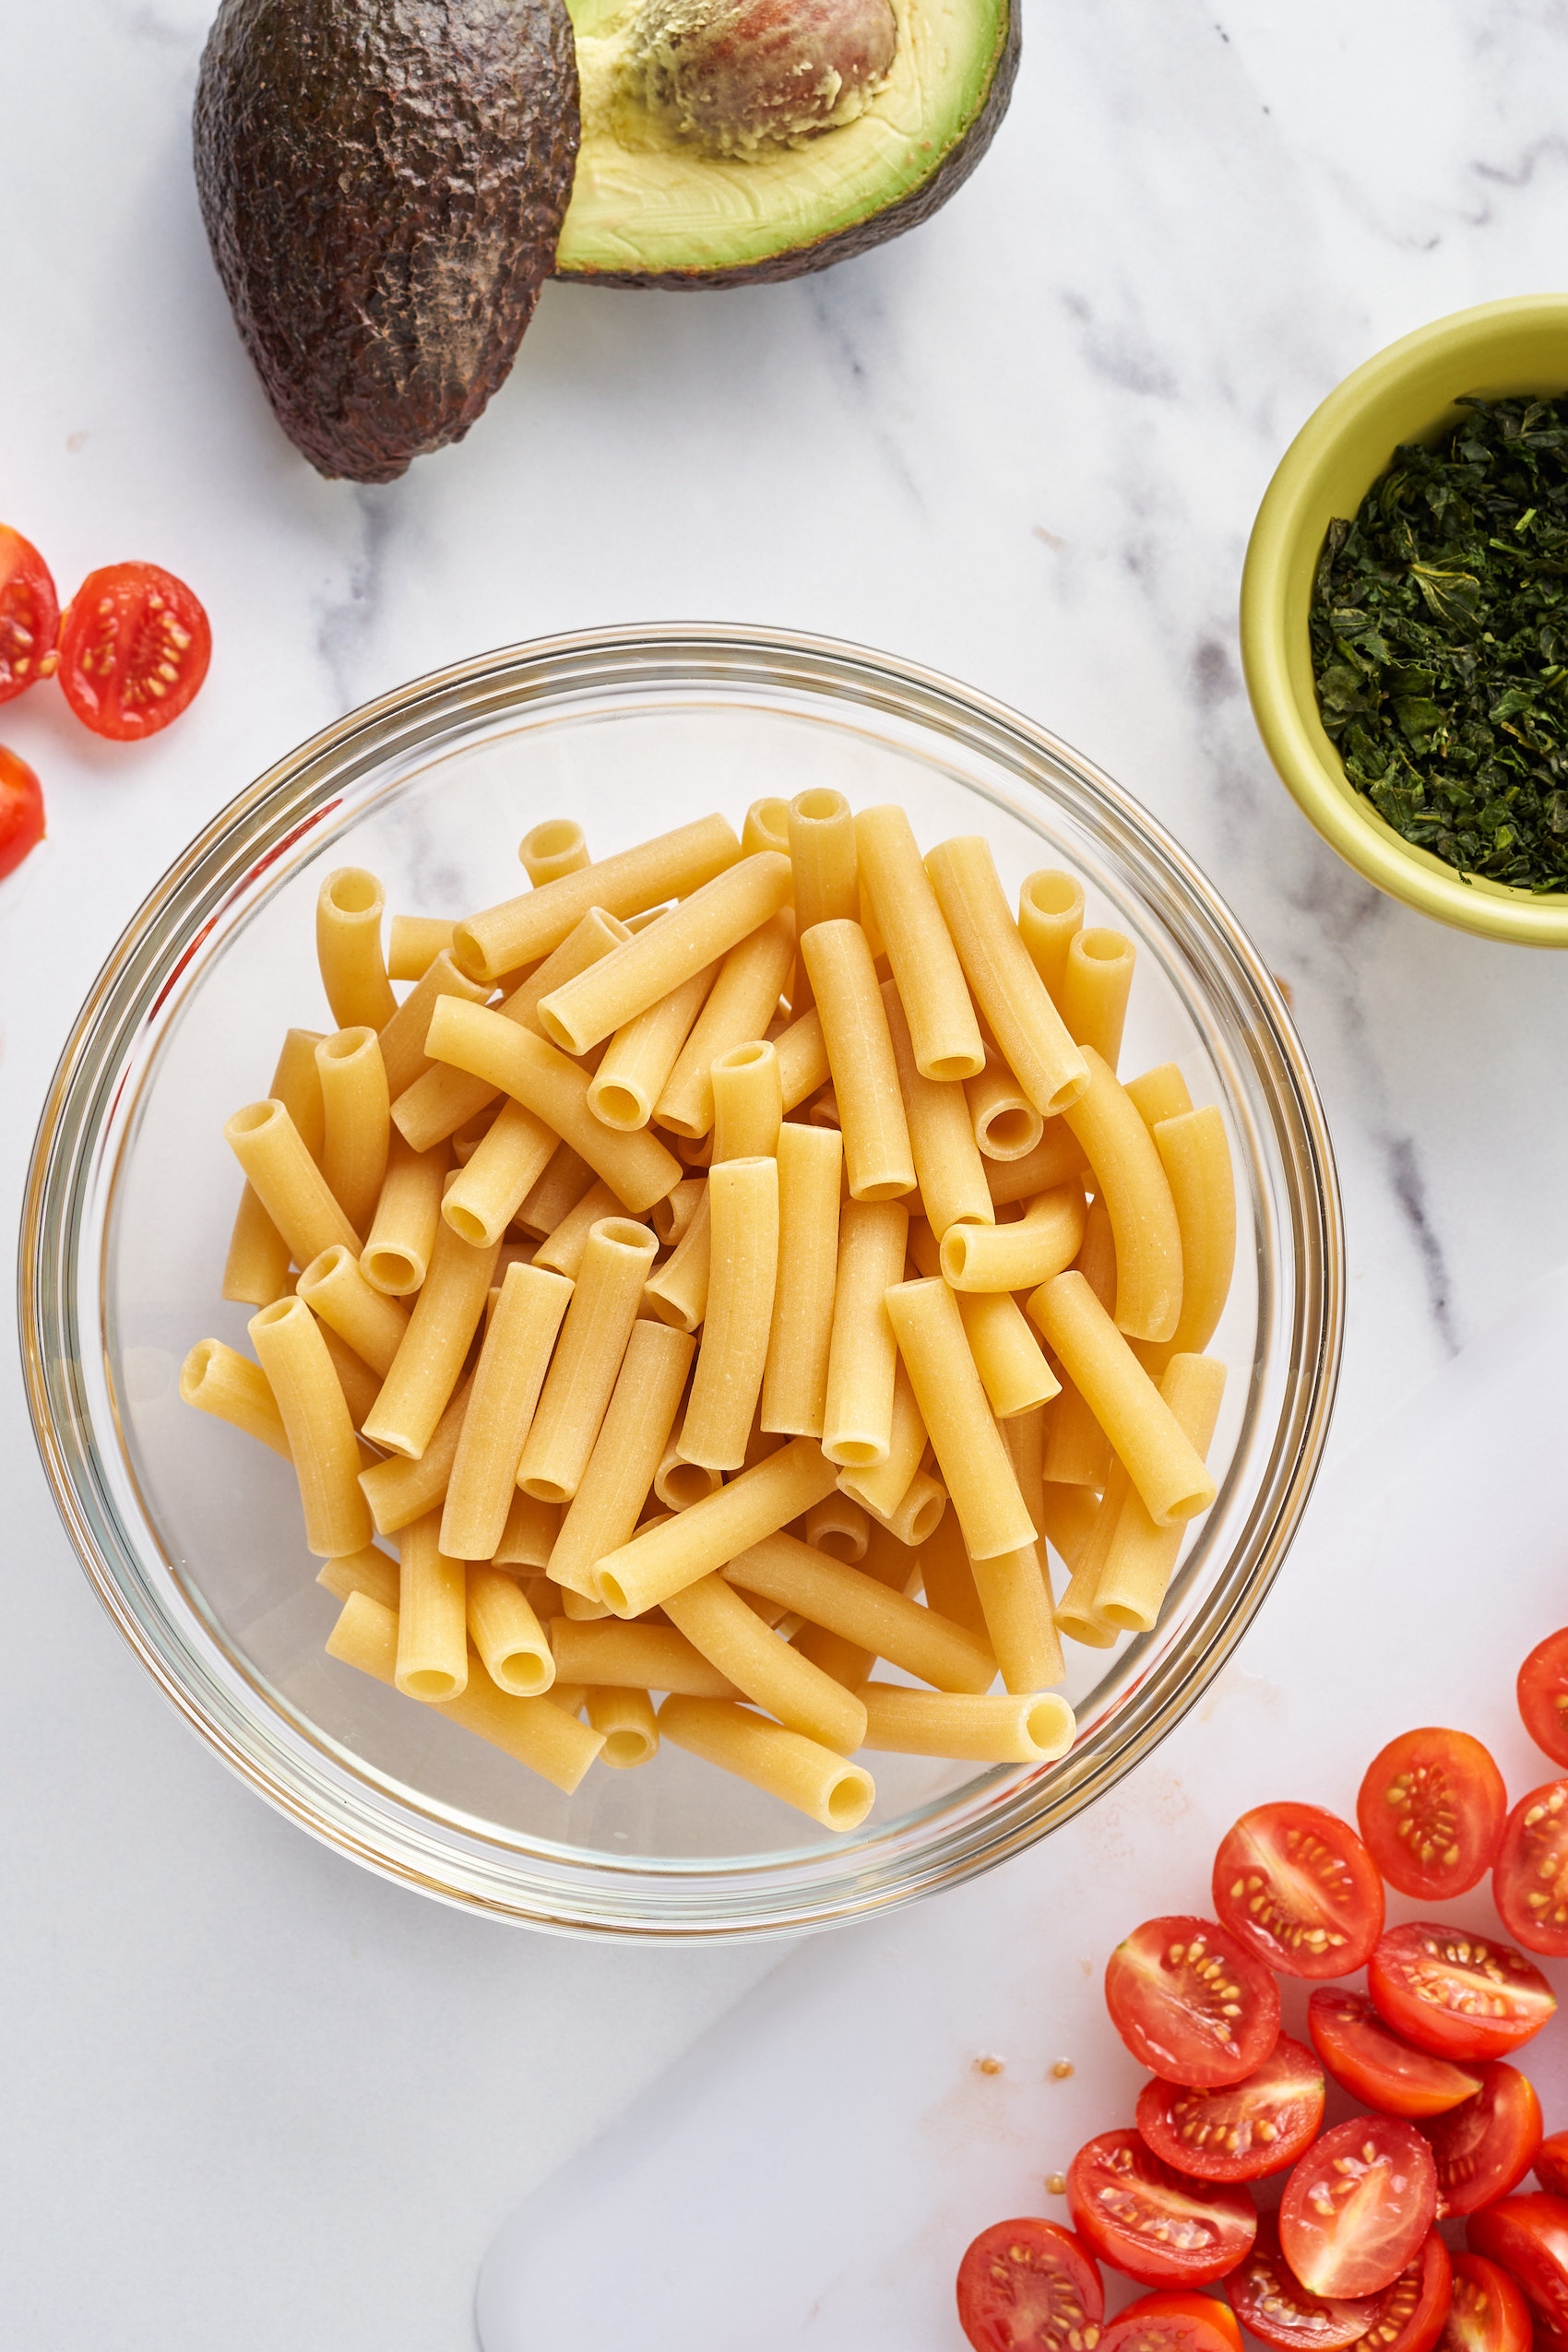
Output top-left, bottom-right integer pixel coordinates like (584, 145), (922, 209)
(20, 624), (1343, 1940)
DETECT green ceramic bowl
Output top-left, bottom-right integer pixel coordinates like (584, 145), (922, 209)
(1241, 294), (1568, 945)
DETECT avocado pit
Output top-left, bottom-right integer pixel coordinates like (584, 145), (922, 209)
(624, 0), (898, 157)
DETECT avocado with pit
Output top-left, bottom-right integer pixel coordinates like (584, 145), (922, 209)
(555, 0), (1018, 288)
(194, 0), (581, 482)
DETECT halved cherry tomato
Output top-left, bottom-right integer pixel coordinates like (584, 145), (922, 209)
(1105, 1917), (1281, 2089)
(55, 561), (210, 741)
(1308, 1990), (1484, 2120)
(1067, 2130), (1257, 2288)
(1493, 1780), (1568, 1956)
(956, 2217), (1105, 2352)
(1367, 1924), (1556, 2063)
(1438, 2251), (1533, 2352)
(0, 745), (45, 881)
(1278, 2116), (1438, 2299)
(1518, 1631), (1568, 1768)
(1212, 1802), (1384, 1979)
(1352, 2232), (1452, 2352)
(1357, 1731), (1507, 1903)
(1100, 2289), (1242, 2352)
(1420, 2064), (1542, 2216)
(0, 526), (58, 704)
(1137, 2034), (1324, 2182)
(1467, 2192), (1568, 2334)
(1537, 2131), (1568, 2197)
(1226, 2215), (1381, 2351)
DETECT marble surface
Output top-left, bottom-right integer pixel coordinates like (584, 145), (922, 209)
(5, 1), (1568, 2344)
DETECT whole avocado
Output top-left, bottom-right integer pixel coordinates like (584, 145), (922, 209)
(194, 0), (581, 482)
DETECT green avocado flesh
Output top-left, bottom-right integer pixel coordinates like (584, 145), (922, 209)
(556, 0), (1017, 288)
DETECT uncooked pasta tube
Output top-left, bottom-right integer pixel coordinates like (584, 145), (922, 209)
(548, 1321), (694, 1596)
(742, 798), (791, 858)
(550, 1618), (739, 1698)
(249, 1296), (373, 1556)
(710, 1040), (782, 1161)
(222, 1027), (327, 1305)
(1096, 1353), (1228, 1632)
(985, 1124), (1085, 1208)
(655, 909), (796, 1137)
(316, 1546), (399, 1611)
(378, 949), (492, 1101)
(558, 1586), (611, 1623)
(179, 1338), (291, 1459)
(789, 788), (860, 929)
(1063, 1045), (1182, 1343)
(362, 1218), (500, 1461)
(443, 1100), (559, 1249)
(593, 1435), (837, 1615)
(1053, 1466), (1130, 1648)
(586, 1687), (659, 1767)
(1003, 1401), (1050, 1543)
(881, 980), (992, 1237)
(1043, 1198), (1116, 1486)
(588, 956), (719, 1131)
(966, 1048), (1045, 1163)
(940, 1183), (1087, 1292)
(926, 837), (1088, 1118)
(466, 1563), (554, 1695)
(1136, 1107), (1236, 1372)
(1061, 929), (1136, 1072)
(516, 1145), (596, 1241)
(833, 1357), (926, 1520)
(652, 1176), (704, 1248)
(679, 1158), (779, 1471)
(358, 1376), (472, 1534)
(493, 1489), (561, 1569)
(316, 1323), (382, 1430)
(1028, 1271), (1216, 1525)
(538, 853), (792, 1053)
(655, 1441), (721, 1512)
(362, 1133), (449, 1295)
(387, 915), (455, 982)
(884, 1278), (1036, 1560)
(657, 1695), (874, 1832)
(772, 1006), (830, 1117)
(642, 1181), (712, 1333)
(326, 1591), (604, 1791)
(519, 817), (589, 886)
(969, 1542), (1065, 1693)
(531, 1178), (623, 1277)
(856, 805), (984, 1082)
(296, 1244), (410, 1376)
(1016, 869), (1085, 1004)
(821, 1198), (908, 1467)
(452, 814), (742, 984)
(516, 1218), (658, 1503)
(955, 1288), (1059, 1420)
(873, 1469), (948, 1549)
(788, 1521), (919, 1691)
(1124, 1063), (1194, 1130)
(315, 1027), (389, 1239)
(861, 1685), (1075, 1764)
(760, 1123), (841, 1438)
(440, 1263), (575, 1558)
(394, 1510), (469, 1698)
(800, 921), (915, 1203)
(316, 867), (397, 1032)
(225, 1099), (362, 1269)
(804, 1493), (869, 1563)
(662, 1573), (867, 1753)
(916, 1512), (991, 1644)
(725, 1531), (994, 1693)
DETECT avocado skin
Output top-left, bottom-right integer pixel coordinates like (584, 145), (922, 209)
(195, 0), (581, 481)
(554, 2), (1016, 291)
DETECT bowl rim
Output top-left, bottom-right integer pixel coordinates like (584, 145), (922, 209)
(19, 619), (1345, 1938)
(1240, 292), (1568, 947)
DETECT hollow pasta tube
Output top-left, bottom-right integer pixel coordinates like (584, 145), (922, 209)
(1136, 1107), (1236, 1373)
(836, 1352), (925, 1519)
(654, 909), (796, 1138)
(394, 1510), (469, 1697)
(1096, 1354), (1228, 1633)
(550, 1618), (739, 1699)
(316, 1547), (399, 1612)
(466, 1563), (554, 1696)
(760, 1123), (840, 1438)
(316, 868), (396, 1033)
(650, 1177), (703, 1249)
(742, 797), (790, 858)
(789, 788), (860, 929)
(519, 817), (589, 887)
(225, 1099), (362, 1269)
(1003, 1401), (1050, 1543)
(710, 1040), (783, 1162)
(516, 1218), (658, 1503)
(538, 854), (792, 1054)
(315, 1027), (389, 1240)
(1125, 1063), (1194, 1130)
(655, 1441), (721, 1513)
(657, 1696), (873, 1832)
(966, 1048), (1045, 1166)
(1016, 869), (1085, 1004)
(926, 838), (1089, 1119)
(662, 1573), (867, 1753)
(222, 1027), (327, 1305)
(970, 1541), (1065, 1692)
(772, 1007), (830, 1117)
(855, 804), (984, 1081)
(317, 1324), (382, 1429)
(1063, 1045), (1183, 1343)
(296, 1243), (410, 1376)
(453, 814), (742, 985)
(592, 1435), (838, 1616)
(985, 1125), (1085, 1208)
(861, 1685), (1075, 1764)
(956, 1289), (1060, 1420)
(357, 1376), (471, 1534)
(1053, 1467), (1131, 1649)
(881, 980), (992, 1238)
(941, 1183), (1087, 1293)
(387, 915), (455, 982)
(884, 1278), (1036, 1561)
(179, 1338), (291, 1459)
(586, 1687), (659, 1768)
(249, 1296), (373, 1556)
(814, 1196), (906, 1472)
(362, 1218), (500, 1461)
(443, 1100), (559, 1250)
(588, 957), (719, 1131)
(787, 1521), (919, 1691)
(725, 1530), (992, 1693)
(679, 1158), (779, 1472)
(1043, 1198), (1117, 1486)
(1060, 929), (1136, 1072)
(876, 1470), (948, 1549)
(493, 1489), (561, 1569)
(804, 1493), (870, 1564)
(915, 1513), (991, 1645)
(440, 1263), (575, 1559)
(531, 1178), (624, 1277)
(362, 1133), (449, 1295)
(642, 1182), (712, 1333)
(548, 1321), (695, 1597)
(800, 921), (915, 1204)
(378, 949), (491, 1101)
(1028, 1271), (1217, 1525)
(516, 1145), (596, 1241)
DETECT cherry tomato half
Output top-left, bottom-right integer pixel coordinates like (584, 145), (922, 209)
(1105, 1917), (1281, 2089)
(1420, 2064), (1542, 2217)
(1226, 2215), (1381, 2351)
(1493, 1780), (1568, 1956)
(1100, 2289), (1242, 2352)
(1279, 2116), (1438, 2299)
(1467, 2192), (1568, 2334)
(1367, 1924), (1556, 2063)
(0, 744), (45, 881)
(1357, 1730), (1507, 1904)
(1518, 1631), (1568, 1768)
(1438, 2251), (1533, 2352)
(1308, 1990), (1484, 2120)
(55, 561), (210, 741)
(1537, 2131), (1568, 2197)
(1355, 2233), (1453, 2352)
(1213, 1802), (1384, 1979)
(1137, 2034), (1325, 2182)
(0, 527), (59, 704)
(1067, 2130), (1257, 2288)
(956, 2217), (1105, 2352)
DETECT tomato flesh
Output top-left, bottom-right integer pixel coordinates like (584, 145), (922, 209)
(1105, 1916), (1281, 2089)
(1357, 1730), (1506, 1903)
(1438, 2252), (1533, 2352)
(1352, 2233), (1452, 2352)
(1420, 2063), (1542, 2217)
(0, 526), (59, 704)
(1537, 2131), (1568, 2198)
(55, 561), (210, 740)
(1226, 2215), (1381, 2351)
(1100, 2290), (1241, 2352)
(1493, 1779), (1568, 1956)
(1367, 1923), (1556, 2063)
(0, 744), (45, 881)
(1212, 1801), (1384, 1979)
(1308, 1990), (1484, 2120)
(956, 2217), (1105, 2352)
(1467, 2192), (1568, 2335)
(1278, 2115), (1438, 2299)
(1067, 2130), (1257, 2288)
(1137, 2034), (1324, 2182)
(1518, 1631), (1568, 1768)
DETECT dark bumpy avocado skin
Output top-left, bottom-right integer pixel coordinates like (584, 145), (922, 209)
(555, 2), (1016, 290)
(195, 0), (581, 481)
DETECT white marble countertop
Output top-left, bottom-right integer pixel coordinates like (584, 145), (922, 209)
(6, 2), (1568, 2344)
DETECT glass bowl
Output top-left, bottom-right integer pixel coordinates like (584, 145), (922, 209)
(20, 624), (1343, 1940)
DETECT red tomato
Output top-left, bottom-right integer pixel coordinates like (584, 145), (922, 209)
(1212, 1802), (1384, 1979)
(1278, 2116), (1438, 2299)
(1067, 2130), (1257, 2288)
(1100, 2289), (1242, 2352)
(1308, 1990), (1484, 2120)
(1105, 1917), (1281, 2089)
(1493, 1780), (1568, 1956)
(1537, 2131), (1568, 2197)
(956, 2217), (1105, 2352)
(1357, 1730), (1507, 1903)
(1438, 2252), (1533, 2352)
(1353, 2233), (1453, 2352)
(0, 744), (45, 881)
(1226, 2215), (1381, 2351)
(0, 526), (59, 704)
(1420, 2065), (1543, 2217)
(1137, 2035), (1324, 2182)
(1518, 1631), (1568, 1768)
(55, 561), (210, 740)
(1467, 2192), (1568, 2335)
(1367, 1924), (1556, 2063)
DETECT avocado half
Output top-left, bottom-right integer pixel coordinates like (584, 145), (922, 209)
(554, 0), (1018, 289)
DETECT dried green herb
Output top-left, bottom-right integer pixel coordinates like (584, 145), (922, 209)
(1308, 393), (1568, 892)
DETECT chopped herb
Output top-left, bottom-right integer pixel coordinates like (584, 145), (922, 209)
(1308, 394), (1568, 892)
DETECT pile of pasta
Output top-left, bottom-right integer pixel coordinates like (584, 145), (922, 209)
(180, 795), (1235, 1833)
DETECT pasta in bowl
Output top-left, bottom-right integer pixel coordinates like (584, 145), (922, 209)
(20, 624), (1341, 1937)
